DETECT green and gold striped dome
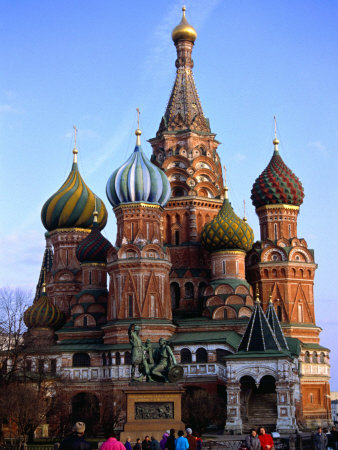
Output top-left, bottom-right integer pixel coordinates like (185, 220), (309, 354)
(41, 149), (108, 231)
(201, 192), (254, 252)
(24, 289), (64, 330)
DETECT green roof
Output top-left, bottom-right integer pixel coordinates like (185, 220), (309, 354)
(302, 342), (330, 352)
(169, 330), (242, 349)
(225, 349), (292, 359)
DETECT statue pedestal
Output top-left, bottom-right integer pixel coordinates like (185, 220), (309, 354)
(120, 384), (185, 442)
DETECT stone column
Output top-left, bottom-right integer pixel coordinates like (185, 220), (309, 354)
(225, 382), (242, 434)
(276, 382), (297, 432)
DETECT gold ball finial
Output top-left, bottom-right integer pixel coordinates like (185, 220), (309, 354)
(135, 128), (142, 136)
(255, 283), (260, 303)
(269, 292), (273, 303)
(172, 6), (197, 43)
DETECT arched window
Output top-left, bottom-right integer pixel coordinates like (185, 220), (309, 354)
(115, 352), (121, 366)
(304, 351), (310, 363)
(170, 282), (180, 310)
(89, 271), (92, 285)
(128, 295), (133, 317)
(196, 348), (208, 363)
(175, 230), (180, 245)
(50, 359), (56, 373)
(184, 282), (194, 299)
(216, 348), (231, 364)
(73, 353), (90, 367)
(102, 353), (106, 366)
(107, 352), (112, 365)
(180, 348), (192, 364)
(312, 351), (318, 363)
(125, 351), (132, 365)
(320, 352), (325, 364)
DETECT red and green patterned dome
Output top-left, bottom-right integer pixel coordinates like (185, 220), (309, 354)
(24, 289), (64, 330)
(251, 138), (304, 208)
(76, 214), (112, 264)
(201, 191), (254, 252)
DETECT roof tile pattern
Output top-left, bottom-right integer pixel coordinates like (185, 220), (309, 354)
(76, 222), (112, 263)
(201, 198), (254, 252)
(251, 149), (304, 208)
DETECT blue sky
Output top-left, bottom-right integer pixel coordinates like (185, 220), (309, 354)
(0, 1), (337, 389)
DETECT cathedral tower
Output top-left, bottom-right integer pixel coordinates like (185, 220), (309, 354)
(149, 8), (224, 314)
(247, 131), (318, 342)
(40, 136), (108, 315)
(104, 127), (174, 344)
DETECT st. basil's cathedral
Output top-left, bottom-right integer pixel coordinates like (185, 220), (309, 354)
(22, 8), (331, 434)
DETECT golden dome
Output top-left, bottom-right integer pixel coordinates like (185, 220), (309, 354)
(172, 7), (197, 43)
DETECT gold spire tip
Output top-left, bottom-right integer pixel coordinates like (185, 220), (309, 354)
(93, 196), (98, 223)
(269, 292), (273, 303)
(42, 268), (46, 293)
(255, 284), (260, 303)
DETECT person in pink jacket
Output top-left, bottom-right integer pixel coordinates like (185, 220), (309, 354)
(100, 431), (126, 450)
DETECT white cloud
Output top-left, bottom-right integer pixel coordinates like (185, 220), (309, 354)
(233, 152), (247, 162)
(308, 140), (327, 154)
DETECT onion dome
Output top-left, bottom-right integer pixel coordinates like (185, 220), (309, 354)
(76, 209), (112, 263)
(106, 128), (171, 208)
(201, 187), (254, 252)
(24, 282), (64, 330)
(172, 6), (197, 43)
(41, 147), (108, 231)
(251, 137), (304, 208)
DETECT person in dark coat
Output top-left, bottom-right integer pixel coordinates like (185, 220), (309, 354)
(142, 436), (151, 450)
(150, 437), (160, 450)
(133, 439), (142, 450)
(331, 427), (338, 450)
(245, 429), (261, 450)
(125, 438), (132, 450)
(165, 429), (175, 450)
(59, 422), (91, 450)
(314, 427), (328, 450)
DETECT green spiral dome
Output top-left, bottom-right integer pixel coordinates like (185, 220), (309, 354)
(24, 291), (64, 330)
(201, 196), (254, 252)
(41, 151), (108, 232)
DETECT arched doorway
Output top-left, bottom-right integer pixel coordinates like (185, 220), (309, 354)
(240, 375), (277, 431)
(71, 392), (100, 436)
(170, 282), (180, 310)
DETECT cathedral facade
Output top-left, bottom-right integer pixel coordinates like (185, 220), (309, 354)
(22, 8), (331, 434)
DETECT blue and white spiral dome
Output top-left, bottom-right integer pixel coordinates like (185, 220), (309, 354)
(106, 128), (171, 208)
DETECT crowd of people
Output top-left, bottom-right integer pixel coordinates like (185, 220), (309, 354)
(59, 423), (202, 450)
(59, 421), (338, 450)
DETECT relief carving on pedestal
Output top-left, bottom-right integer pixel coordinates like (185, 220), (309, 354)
(135, 402), (174, 420)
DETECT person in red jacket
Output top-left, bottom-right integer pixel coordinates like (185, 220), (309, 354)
(258, 427), (274, 450)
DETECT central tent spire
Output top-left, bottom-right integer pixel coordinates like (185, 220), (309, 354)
(157, 7), (210, 135)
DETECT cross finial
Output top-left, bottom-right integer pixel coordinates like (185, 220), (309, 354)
(73, 125), (78, 162)
(273, 116), (279, 149)
(93, 195), (98, 223)
(136, 108), (140, 129)
(243, 199), (247, 222)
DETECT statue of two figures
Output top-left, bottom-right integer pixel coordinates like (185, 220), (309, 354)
(128, 324), (184, 383)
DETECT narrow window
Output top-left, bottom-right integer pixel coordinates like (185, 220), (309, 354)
(298, 303), (303, 322)
(128, 295), (133, 317)
(289, 224), (292, 238)
(222, 260), (226, 274)
(310, 393), (313, 404)
(89, 271), (92, 285)
(175, 230), (180, 245)
(116, 352), (121, 366)
(131, 223), (134, 241)
(277, 305), (282, 321)
(223, 308), (227, 319)
(274, 223), (278, 240)
(50, 359), (56, 373)
(150, 295), (155, 317)
(236, 260), (239, 274)
(66, 250), (69, 266)
(146, 223), (149, 240)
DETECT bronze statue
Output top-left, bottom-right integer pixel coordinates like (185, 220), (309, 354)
(128, 324), (183, 383)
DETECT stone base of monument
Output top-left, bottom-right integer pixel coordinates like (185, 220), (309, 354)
(120, 384), (185, 442)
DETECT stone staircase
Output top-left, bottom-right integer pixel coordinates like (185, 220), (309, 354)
(242, 393), (277, 433)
